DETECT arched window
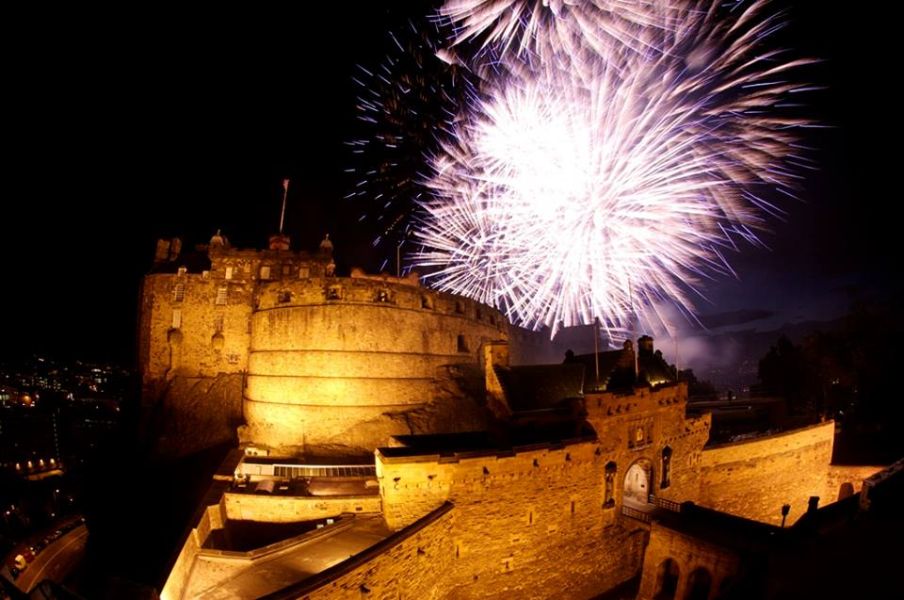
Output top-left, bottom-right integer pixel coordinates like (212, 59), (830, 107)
(604, 462), (617, 508)
(685, 568), (712, 600)
(457, 335), (469, 353)
(654, 558), (680, 600)
(661, 446), (673, 489)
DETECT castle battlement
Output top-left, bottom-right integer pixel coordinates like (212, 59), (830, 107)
(140, 232), (514, 458)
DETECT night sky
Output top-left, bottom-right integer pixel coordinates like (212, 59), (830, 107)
(2, 1), (895, 366)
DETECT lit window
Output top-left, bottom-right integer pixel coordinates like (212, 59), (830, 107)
(172, 283), (185, 303)
(298, 266), (310, 279)
(225, 266), (234, 280)
(260, 265), (271, 280)
(171, 309), (182, 329)
(216, 287), (228, 306)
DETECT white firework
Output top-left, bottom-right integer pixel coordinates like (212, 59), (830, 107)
(416, 0), (815, 338)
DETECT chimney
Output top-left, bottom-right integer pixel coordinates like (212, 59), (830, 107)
(807, 496), (820, 515)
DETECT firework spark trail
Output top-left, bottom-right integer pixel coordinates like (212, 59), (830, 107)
(439, 0), (683, 61)
(345, 18), (482, 266)
(416, 0), (815, 338)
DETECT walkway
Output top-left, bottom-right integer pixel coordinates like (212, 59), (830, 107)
(189, 516), (391, 599)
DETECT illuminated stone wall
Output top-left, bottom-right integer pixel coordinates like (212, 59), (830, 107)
(139, 270), (252, 455)
(636, 521), (741, 600)
(296, 505), (456, 600)
(697, 421), (836, 525)
(161, 503), (225, 600)
(222, 493), (382, 522)
(242, 276), (507, 455)
(825, 464), (885, 501)
(584, 384), (712, 505)
(375, 440), (653, 598)
(139, 242), (510, 457)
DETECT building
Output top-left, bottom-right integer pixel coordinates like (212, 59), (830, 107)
(142, 232), (892, 599)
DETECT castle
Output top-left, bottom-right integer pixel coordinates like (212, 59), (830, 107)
(142, 232), (895, 600)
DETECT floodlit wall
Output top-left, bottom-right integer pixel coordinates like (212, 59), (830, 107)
(243, 277), (506, 455)
(222, 493), (381, 522)
(697, 421), (836, 525)
(375, 440), (650, 599)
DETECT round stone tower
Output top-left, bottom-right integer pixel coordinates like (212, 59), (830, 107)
(240, 272), (507, 456)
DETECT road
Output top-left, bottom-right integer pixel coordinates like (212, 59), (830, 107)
(190, 517), (391, 599)
(14, 525), (88, 593)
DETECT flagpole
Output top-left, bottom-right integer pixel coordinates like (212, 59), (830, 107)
(279, 179), (290, 234)
(593, 318), (600, 390)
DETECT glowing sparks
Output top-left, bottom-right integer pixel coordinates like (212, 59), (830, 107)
(415, 0), (815, 338)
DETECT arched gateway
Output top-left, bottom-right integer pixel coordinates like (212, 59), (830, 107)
(624, 458), (653, 505)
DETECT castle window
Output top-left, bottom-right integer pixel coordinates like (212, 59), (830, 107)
(171, 309), (182, 329)
(282, 265), (291, 276)
(421, 295), (433, 309)
(457, 335), (469, 353)
(660, 446), (672, 489)
(375, 288), (390, 303)
(455, 301), (464, 314)
(177, 267), (187, 276)
(277, 290), (292, 304)
(214, 315), (224, 333)
(604, 462), (616, 508)
(260, 265), (271, 280)
(326, 285), (342, 300)
(172, 283), (185, 303)
(225, 266), (234, 280)
(298, 266), (310, 279)
(216, 287), (228, 306)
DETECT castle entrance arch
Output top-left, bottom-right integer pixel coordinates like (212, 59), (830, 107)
(624, 458), (653, 506)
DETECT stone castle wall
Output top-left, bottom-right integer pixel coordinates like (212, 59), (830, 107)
(140, 273), (254, 381)
(636, 521), (741, 600)
(242, 276), (507, 455)
(375, 440), (650, 599)
(222, 493), (382, 522)
(584, 384), (712, 505)
(697, 421), (836, 525)
(294, 504), (456, 600)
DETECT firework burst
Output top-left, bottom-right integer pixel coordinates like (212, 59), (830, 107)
(416, 0), (815, 338)
(439, 0), (681, 61)
(345, 18), (481, 267)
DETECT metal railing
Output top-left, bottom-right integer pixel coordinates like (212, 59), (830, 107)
(621, 505), (652, 523)
(650, 495), (682, 512)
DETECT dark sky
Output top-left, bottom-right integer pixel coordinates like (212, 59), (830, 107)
(1, 1), (894, 365)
